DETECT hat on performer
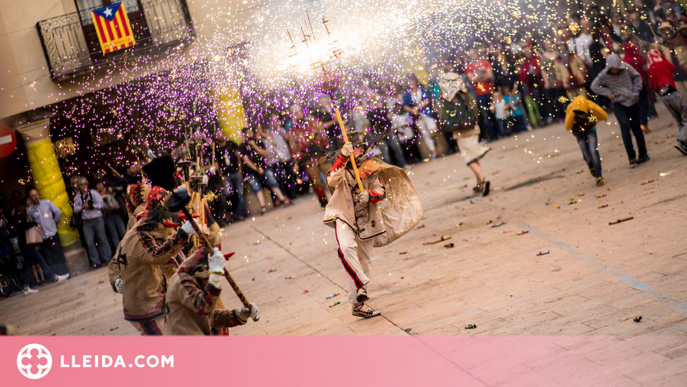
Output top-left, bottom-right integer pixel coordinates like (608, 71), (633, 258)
(142, 155), (176, 191)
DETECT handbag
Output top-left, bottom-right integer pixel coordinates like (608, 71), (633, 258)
(70, 212), (82, 228)
(25, 225), (43, 245)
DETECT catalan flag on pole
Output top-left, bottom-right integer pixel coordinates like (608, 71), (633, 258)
(90, 2), (136, 54)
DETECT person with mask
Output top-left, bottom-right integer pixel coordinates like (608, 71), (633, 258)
(324, 132), (423, 318)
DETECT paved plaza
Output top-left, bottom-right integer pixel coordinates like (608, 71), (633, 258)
(2, 106), (687, 374)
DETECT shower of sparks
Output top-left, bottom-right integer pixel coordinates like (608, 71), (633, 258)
(9, 0), (561, 180)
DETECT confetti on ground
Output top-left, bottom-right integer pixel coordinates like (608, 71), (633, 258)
(97, 280), (104, 284)
(609, 217), (634, 225)
(596, 194), (607, 198)
(399, 251), (408, 255)
(465, 324), (477, 329)
(268, 269), (277, 273)
(598, 204), (609, 209)
(576, 170), (584, 174)
(416, 224), (425, 229)
(489, 222), (506, 228)
(303, 290), (309, 294)
(326, 293), (340, 299)
(641, 179), (655, 185)
(578, 193), (584, 196)
(555, 206), (560, 209)
(444, 243), (455, 248)
(537, 251), (550, 256)
(110, 327), (119, 331)
(285, 276), (295, 279)
(634, 316), (642, 322)
(329, 302), (341, 308)
(516, 230), (529, 236)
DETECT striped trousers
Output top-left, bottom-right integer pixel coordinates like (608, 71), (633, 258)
(335, 221), (374, 303)
(131, 316), (165, 336)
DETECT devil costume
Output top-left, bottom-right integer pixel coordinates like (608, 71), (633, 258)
(324, 132), (422, 317)
(164, 248), (259, 335)
(108, 204), (192, 335)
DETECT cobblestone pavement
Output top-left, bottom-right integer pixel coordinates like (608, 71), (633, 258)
(1, 105), (687, 383)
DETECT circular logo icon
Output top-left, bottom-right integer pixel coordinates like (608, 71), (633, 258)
(17, 344), (52, 379)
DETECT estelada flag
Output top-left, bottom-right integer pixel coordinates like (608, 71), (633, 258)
(90, 2), (136, 54)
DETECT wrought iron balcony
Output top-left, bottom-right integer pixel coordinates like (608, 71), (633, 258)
(36, 0), (195, 81)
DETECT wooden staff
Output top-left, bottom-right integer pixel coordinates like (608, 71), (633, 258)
(180, 206), (252, 310)
(334, 108), (364, 191)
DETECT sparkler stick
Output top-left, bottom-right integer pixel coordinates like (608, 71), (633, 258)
(334, 108), (364, 192)
(307, 11), (316, 42)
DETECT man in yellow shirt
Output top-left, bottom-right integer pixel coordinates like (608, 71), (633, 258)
(564, 96), (608, 187)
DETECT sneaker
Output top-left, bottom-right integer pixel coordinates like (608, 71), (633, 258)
(676, 140), (687, 155)
(23, 288), (38, 295)
(482, 180), (490, 197)
(588, 166), (595, 177)
(356, 287), (370, 303)
(629, 160), (638, 169)
(352, 303), (381, 319)
(637, 155), (650, 164)
(596, 177), (605, 187)
(57, 274), (69, 283)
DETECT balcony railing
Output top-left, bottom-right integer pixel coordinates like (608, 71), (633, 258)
(36, 0), (195, 81)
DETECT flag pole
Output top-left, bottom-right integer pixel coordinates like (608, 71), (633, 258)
(334, 107), (364, 192)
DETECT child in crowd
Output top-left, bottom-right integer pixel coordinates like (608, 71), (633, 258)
(504, 87), (527, 134)
(492, 91), (508, 137)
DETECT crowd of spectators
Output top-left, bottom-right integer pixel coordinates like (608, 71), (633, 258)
(4, 3), (687, 295)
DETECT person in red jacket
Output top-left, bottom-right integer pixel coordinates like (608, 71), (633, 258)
(647, 49), (687, 155)
(623, 39), (652, 133)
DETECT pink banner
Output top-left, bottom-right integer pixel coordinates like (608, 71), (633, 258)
(2, 336), (685, 386)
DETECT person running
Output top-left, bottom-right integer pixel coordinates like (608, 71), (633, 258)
(435, 73), (492, 196)
(324, 132), (422, 318)
(647, 49), (687, 155)
(591, 54), (649, 168)
(564, 96), (608, 187)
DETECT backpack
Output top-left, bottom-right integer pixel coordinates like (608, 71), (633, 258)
(437, 93), (479, 133)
